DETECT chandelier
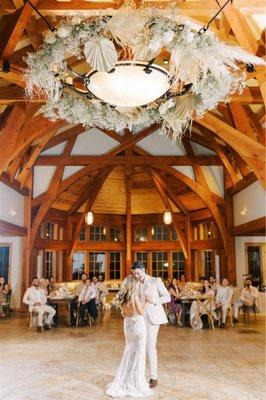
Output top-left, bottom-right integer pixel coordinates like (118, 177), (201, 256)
(163, 210), (172, 225)
(24, 1), (265, 141)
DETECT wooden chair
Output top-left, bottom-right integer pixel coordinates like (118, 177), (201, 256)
(196, 297), (215, 330)
(243, 304), (258, 323)
(27, 310), (49, 331)
(75, 307), (92, 327)
(217, 305), (233, 327)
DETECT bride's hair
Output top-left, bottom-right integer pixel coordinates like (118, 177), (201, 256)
(113, 275), (138, 309)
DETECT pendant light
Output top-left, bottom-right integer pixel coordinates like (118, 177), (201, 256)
(163, 210), (172, 225)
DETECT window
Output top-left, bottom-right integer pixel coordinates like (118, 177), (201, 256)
(152, 252), (168, 278)
(79, 226), (86, 241)
(72, 251), (85, 280)
(151, 225), (168, 241)
(110, 227), (122, 242)
(247, 245), (262, 289)
(0, 245), (10, 283)
(135, 228), (148, 242)
(204, 251), (213, 278)
(171, 227), (178, 241)
(90, 226), (106, 241)
(110, 252), (121, 280)
(172, 252), (185, 279)
(44, 251), (53, 278)
(89, 252), (106, 277)
(44, 222), (54, 239)
(202, 222), (216, 240)
(136, 252), (148, 270)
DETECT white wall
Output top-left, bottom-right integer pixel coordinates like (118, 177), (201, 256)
(0, 182), (24, 225)
(233, 181), (266, 226)
(0, 183), (25, 308)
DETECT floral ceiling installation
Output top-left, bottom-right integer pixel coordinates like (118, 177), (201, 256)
(25, 3), (265, 141)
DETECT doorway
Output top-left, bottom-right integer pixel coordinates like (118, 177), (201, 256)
(0, 245), (10, 282)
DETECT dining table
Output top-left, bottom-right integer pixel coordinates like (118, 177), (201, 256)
(47, 294), (78, 326)
(180, 294), (214, 327)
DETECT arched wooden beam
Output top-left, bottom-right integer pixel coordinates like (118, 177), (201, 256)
(68, 166), (114, 260)
(151, 164), (228, 254)
(149, 170), (189, 259)
(198, 113), (266, 188)
(17, 129), (57, 187)
(30, 136), (77, 252)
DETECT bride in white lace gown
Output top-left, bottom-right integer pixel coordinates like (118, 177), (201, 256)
(106, 276), (153, 398)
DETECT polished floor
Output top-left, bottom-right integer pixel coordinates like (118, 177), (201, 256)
(0, 310), (265, 400)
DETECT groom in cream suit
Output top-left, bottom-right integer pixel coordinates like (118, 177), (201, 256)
(131, 261), (170, 388)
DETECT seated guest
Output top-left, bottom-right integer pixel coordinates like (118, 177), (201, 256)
(96, 275), (109, 306)
(75, 272), (87, 295)
(215, 278), (233, 327)
(190, 279), (217, 330)
(23, 277), (56, 333)
(199, 276), (205, 286)
(164, 278), (171, 290)
(39, 277), (49, 295)
(209, 275), (220, 296)
(48, 276), (56, 294)
(168, 278), (183, 327)
(0, 281), (9, 317)
(78, 278), (98, 326)
(178, 274), (186, 291)
(233, 278), (259, 323)
(0, 276), (5, 290)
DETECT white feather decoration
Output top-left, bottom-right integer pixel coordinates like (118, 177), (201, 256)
(106, 6), (144, 46)
(84, 37), (118, 72)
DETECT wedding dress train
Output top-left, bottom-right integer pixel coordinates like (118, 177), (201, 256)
(106, 313), (153, 398)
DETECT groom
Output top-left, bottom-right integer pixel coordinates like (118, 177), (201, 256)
(131, 261), (170, 388)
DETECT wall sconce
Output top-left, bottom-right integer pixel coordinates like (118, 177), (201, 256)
(9, 209), (17, 216)
(163, 210), (172, 225)
(85, 210), (94, 225)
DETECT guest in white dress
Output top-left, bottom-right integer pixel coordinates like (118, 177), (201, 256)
(106, 276), (153, 398)
(190, 279), (217, 330)
(215, 278), (233, 327)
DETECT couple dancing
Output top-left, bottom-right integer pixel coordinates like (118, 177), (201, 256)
(106, 261), (170, 398)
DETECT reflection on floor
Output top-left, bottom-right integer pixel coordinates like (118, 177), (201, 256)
(0, 310), (265, 400)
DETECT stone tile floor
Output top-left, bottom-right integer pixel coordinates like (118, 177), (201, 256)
(0, 311), (265, 400)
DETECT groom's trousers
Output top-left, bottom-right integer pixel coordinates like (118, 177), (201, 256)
(145, 320), (160, 380)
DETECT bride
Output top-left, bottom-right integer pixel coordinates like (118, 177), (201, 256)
(106, 276), (153, 398)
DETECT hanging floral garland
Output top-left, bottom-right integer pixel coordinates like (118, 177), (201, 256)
(25, 4), (264, 140)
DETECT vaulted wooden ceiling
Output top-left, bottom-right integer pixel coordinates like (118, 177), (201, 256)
(0, 0), (265, 236)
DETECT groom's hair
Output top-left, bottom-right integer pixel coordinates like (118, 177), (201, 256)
(131, 261), (145, 270)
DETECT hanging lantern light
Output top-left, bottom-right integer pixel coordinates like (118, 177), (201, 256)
(85, 210), (94, 225)
(163, 210), (172, 225)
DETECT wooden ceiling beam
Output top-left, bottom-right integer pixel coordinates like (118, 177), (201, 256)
(30, 135), (77, 252)
(198, 113), (266, 187)
(0, 0), (38, 60)
(0, 85), (44, 104)
(42, 125), (86, 151)
(35, 154), (221, 166)
(1, 1), (264, 15)
(17, 129), (57, 187)
(68, 166), (113, 259)
(147, 168), (189, 215)
(217, 0), (259, 54)
(229, 102), (264, 143)
(182, 138), (208, 186)
(149, 170), (189, 259)
(25, 15), (43, 50)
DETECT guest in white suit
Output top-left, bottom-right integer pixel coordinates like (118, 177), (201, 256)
(23, 277), (56, 332)
(131, 261), (170, 389)
(78, 278), (98, 325)
(215, 278), (233, 327)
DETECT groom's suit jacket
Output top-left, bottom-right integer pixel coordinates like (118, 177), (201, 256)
(138, 275), (170, 325)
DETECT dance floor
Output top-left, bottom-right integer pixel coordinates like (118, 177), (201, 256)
(0, 310), (265, 400)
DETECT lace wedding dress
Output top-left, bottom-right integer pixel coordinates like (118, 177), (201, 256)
(106, 306), (153, 398)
